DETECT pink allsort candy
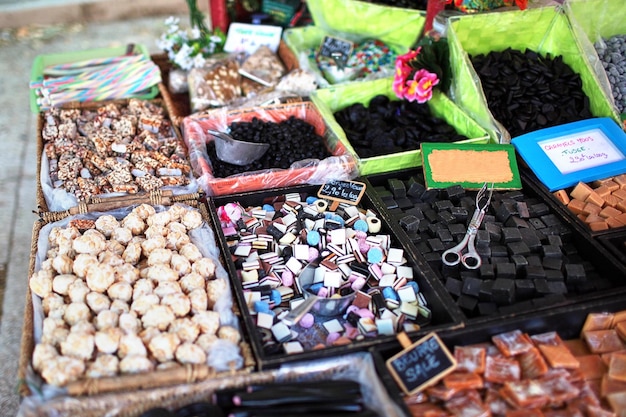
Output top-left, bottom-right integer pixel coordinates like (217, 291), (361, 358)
(308, 247), (320, 262)
(326, 332), (340, 344)
(300, 313), (314, 328)
(351, 277), (366, 291)
(346, 305), (360, 315)
(281, 269), (294, 287)
(357, 308), (375, 319)
(317, 287), (329, 297)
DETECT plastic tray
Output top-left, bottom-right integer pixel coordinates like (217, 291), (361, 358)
(30, 44), (159, 114)
(207, 183), (464, 369)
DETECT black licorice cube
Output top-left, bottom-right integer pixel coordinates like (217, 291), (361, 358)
(534, 278), (551, 296)
(490, 256), (510, 265)
(525, 265), (546, 280)
(511, 255), (529, 275)
(530, 203), (550, 217)
(565, 263), (586, 284)
(462, 276), (483, 298)
(388, 178), (406, 199)
(492, 278), (515, 305)
(396, 197), (414, 210)
(519, 228), (542, 252)
(445, 277), (463, 298)
(442, 264), (461, 280)
(437, 210), (457, 225)
(457, 294), (478, 314)
(428, 238), (445, 252)
(424, 251), (443, 264)
(434, 199), (454, 212)
(540, 214), (562, 228)
(496, 201), (517, 223)
(505, 216), (530, 229)
(507, 241), (531, 257)
(484, 223), (502, 241)
(424, 209), (439, 222)
(450, 207), (469, 223)
(399, 215), (421, 233)
(515, 279), (535, 300)
(445, 184), (465, 202)
(449, 223), (467, 239)
(476, 245), (492, 258)
(547, 281), (568, 295)
(542, 257), (563, 271)
(479, 263), (495, 279)
(545, 269), (564, 282)
(406, 177), (426, 198)
(496, 262), (516, 279)
(528, 217), (546, 229)
(526, 255), (543, 266)
(479, 280), (494, 301)
(478, 302), (498, 316)
(547, 235), (563, 248)
(476, 229), (491, 248)
(501, 227), (522, 243)
(428, 222), (445, 237)
(491, 245), (509, 258)
(385, 199), (399, 210)
(460, 196), (476, 211)
(405, 207), (425, 219)
(421, 189), (439, 204)
(541, 244), (563, 258)
(416, 241), (431, 254)
(516, 201), (530, 218)
(437, 228), (454, 243)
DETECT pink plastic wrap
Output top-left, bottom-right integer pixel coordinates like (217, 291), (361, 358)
(182, 101), (359, 196)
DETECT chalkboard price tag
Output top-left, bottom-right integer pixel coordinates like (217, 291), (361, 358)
(318, 36), (354, 65)
(317, 179), (366, 210)
(386, 332), (457, 395)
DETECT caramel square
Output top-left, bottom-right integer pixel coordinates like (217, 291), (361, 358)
(570, 181), (594, 201)
(605, 194), (621, 208)
(583, 312), (615, 332)
(567, 199), (586, 215)
(614, 174), (626, 187)
(613, 188), (626, 200)
(609, 352), (626, 382)
(584, 329), (626, 354)
(538, 343), (580, 369)
(589, 221), (610, 232)
(607, 217), (624, 229)
(553, 189), (570, 205)
(586, 191), (605, 208)
(615, 213), (626, 225)
(595, 184), (612, 198)
(613, 310), (626, 325)
(600, 206), (622, 219)
(616, 321), (626, 342)
(582, 202), (602, 216)
(454, 345), (486, 374)
(577, 354), (607, 380)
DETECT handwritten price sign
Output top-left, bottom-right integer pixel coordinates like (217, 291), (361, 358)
(539, 128), (625, 174)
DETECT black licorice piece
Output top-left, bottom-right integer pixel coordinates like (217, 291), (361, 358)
(501, 227), (522, 243)
(478, 301), (498, 316)
(515, 279), (535, 300)
(449, 223), (467, 239)
(542, 257), (563, 271)
(545, 269), (564, 282)
(530, 203), (550, 217)
(434, 199), (454, 212)
(399, 215), (421, 233)
(424, 251), (442, 264)
(374, 187), (393, 201)
(450, 207), (469, 223)
(445, 184), (465, 203)
(437, 228), (454, 243)
(405, 206), (425, 219)
(384, 199), (399, 210)
(484, 223), (502, 241)
(437, 210), (457, 225)
(519, 228), (542, 252)
(525, 265), (546, 280)
(490, 245), (509, 258)
(490, 256), (510, 265)
(541, 244), (563, 258)
(479, 263), (495, 279)
(421, 189), (439, 204)
(457, 294), (478, 314)
(496, 262), (516, 279)
(476, 245), (492, 258)
(424, 209), (439, 222)
(516, 201), (530, 218)
(505, 216), (529, 229)
(445, 277), (463, 297)
(540, 214), (562, 228)
(565, 263), (586, 284)
(495, 202), (516, 223)
(396, 197), (414, 210)
(416, 241), (431, 254)
(533, 278), (551, 296)
(475, 229), (491, 248)
(406, 177), (426, 198)
(462, 276), (483, 297)
(511, 255), (529, 275)
(428, 238), (445, 252)
(428, 222), (445, 237)
(546, 281), (568, 295)
(507, 241), (531, 257)
(528, 217), (546, 229)
(492, 278), (515, 306)
(387, 178), (406, 199)
(547, 235), (563, 248)
(479, 280), (494, 301)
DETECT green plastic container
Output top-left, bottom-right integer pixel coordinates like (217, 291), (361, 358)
(30, 43), (159, 114)
(447, 6), (621, 143)
(566, 0), (625, 122)
(283, 0), (425, 88)
(311, 77), (490, 176)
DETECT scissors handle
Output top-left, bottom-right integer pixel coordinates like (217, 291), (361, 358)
(441, 233), (470, 267)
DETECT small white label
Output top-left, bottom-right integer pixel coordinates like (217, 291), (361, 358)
(223, 23), (283, 54)
(539, 128), (625, 175)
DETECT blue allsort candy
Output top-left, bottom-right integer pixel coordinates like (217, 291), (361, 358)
(305, 196), (318, 204)
(307, 230), (321, 246)
(367, 247), (384, 264)
(353, 219), (368, 232)
(262, 204), (275, 212)
(405, 280), (419, 293)
(270, 290), (282, 306)
(382, 286), (399, 301)
(254, 300), (272, 314)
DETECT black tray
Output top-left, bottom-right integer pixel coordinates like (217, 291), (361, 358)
(363, 168), (626, 324)
(206, 183), (464, 369)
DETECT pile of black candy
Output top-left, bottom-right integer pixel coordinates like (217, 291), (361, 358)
(372, 173), (613, 318)
(333, 94), (468, 158)
(471, 48), (593, 138)
(207, 116), (331, 177)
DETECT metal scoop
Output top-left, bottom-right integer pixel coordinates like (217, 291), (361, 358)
(282, 259), (356, 326)
(208, 129), (270, 166)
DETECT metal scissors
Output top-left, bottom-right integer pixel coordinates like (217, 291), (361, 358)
(441, 183), (494, 270)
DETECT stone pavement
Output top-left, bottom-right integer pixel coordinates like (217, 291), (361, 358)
(0, 9), (188, 416)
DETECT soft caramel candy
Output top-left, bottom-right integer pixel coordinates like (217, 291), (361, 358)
(588, 221), (610, 232)
(563, 338), (592, 356)
(538, 343), (580, 369)
(595, 184), (612, 198)
(604, 194), (621, 208)
(484, 355), (521, 383)
(442, 371), (484, 390)
(599, 206), (622, 219)
(583, 202), (603, 216)
(454, 345), (486, 374)
(609, 352), (626, 382)
(570, 181), (594, 201)
(586, 191), (606, 208)
(614, 174), (626, 187)
(518, 347), (549, 379)
(567, 198), (586, 215)
(553, 189), (570, 205)
(584, 329), (625, 354)
(577, 354), (608, 380)
(607, 217), (625, 229)
(582, 312), (615, 332)
(613, 188), (626, 200)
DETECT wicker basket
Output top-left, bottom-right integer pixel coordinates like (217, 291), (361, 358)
(18, 192), (255, 402)
(36, 98), (198, 214)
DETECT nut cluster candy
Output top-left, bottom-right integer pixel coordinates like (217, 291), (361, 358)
(217, 192), (431, 355)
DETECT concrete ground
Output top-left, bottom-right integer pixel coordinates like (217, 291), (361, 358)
(0, 1), (196, 415)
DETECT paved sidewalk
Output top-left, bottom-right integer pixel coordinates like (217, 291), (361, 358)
(0, 12), (185, 416)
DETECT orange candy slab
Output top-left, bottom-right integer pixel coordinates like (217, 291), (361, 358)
(584, 329), (625, 354)
(492, 330), (534, 356)
(608, 352), (626, 382)
(577, 354), (608, 381)
(539, 344), (580, 369)
(443, 370), (484, 390)
(519, 347), (550, 379)
(454, 345), (486, 373)
(484, 355), (521, 383)
(582, 313), (615, 332)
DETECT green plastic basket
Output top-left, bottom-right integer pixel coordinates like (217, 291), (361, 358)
(447, 6), (621, 143)
(311, 77), (490, 176)
(283, 0), (425, 88)
(30, 43), (159, 114)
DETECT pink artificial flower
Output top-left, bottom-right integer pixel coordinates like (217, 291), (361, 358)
(403, 69), (440, 103)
